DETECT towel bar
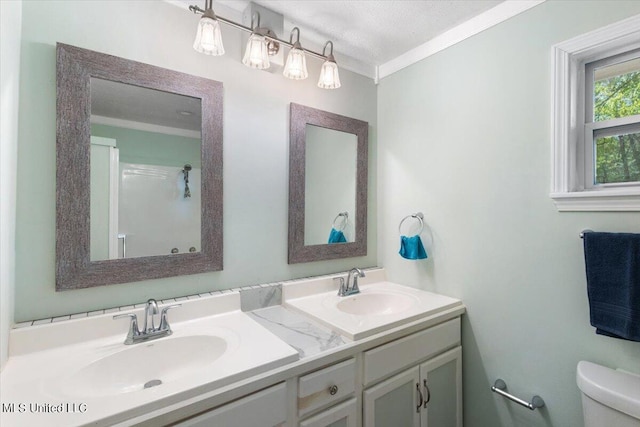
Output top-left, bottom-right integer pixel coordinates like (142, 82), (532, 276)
(491, 379), (545, 411)
(580, 229), (593, 239)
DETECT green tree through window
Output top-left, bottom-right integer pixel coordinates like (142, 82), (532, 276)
(593, 66), (640, 184)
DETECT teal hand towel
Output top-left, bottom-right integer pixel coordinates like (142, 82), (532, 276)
(328, 228), (347, 244)
(399, 235), (428, 260)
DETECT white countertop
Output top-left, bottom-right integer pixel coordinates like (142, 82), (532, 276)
(1, 269), (464, 427)
(285, 281), (462, 340)
(1, 308), (297, 427)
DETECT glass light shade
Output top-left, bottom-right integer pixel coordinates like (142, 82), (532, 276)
(193, 16), (225, 56)
(317, 60), (341, 89)
(283, 47), (308, 80)
(242, 33), (270, 70)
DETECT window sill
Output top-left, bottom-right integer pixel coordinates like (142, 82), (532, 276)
(550, 189), (640, 211)
(551, 15), (640, 213)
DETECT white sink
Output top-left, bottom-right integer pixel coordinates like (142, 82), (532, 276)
(286, 281), (462, 340)
(333, 292), (418, 315)
(2, 297), (300, 427)
(59, 335), (227, 398)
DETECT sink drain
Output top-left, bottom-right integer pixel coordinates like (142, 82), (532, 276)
(144, 379), (162, 389)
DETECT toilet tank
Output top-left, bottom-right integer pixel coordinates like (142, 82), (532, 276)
(577, 361), (640, 427)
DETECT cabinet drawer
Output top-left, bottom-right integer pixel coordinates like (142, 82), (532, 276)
(298, 358), (356, 417)
(363, 318), (460, 386)
(299, 398), (358, 427)
(174, 383), (287, 427)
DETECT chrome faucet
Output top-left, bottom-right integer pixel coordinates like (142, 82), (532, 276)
(113, 299), (181, 345)
(143, 299), (158, 333)
(337, 268), (366, 297)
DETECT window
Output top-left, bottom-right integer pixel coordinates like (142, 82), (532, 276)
(586, 52), (640, 187)
(551, 15), (640, 211)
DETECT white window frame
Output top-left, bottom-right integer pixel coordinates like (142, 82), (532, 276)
(585, 51), (640, 190)
(551, 14), (640, 211)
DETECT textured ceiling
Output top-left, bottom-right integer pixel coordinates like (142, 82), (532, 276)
(214, 0), (504, 65)
(91, 78), (202, 131)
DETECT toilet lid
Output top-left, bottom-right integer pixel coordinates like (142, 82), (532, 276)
(577, 361), (640, 420)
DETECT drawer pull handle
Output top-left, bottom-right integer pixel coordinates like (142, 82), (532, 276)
(416, 383), (424, 413)
(423, 379), (431, 408)
(328, 385), (338, 395)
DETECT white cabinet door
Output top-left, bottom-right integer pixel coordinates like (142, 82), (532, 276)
(363, 347), (462, 427)
(299, 398), (358, 427)
(363, 318), (460, 386)
(174, 383), (287, 427)
(419, 347), (462, 427)
(363, 366), (421, 427)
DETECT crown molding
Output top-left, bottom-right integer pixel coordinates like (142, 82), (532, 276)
(377, 0), (546, 80)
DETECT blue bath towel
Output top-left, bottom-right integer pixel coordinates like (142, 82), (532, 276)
(583, 232), (640, 341)
(328, 228), (347, 244)
(399, 235), (428, 260)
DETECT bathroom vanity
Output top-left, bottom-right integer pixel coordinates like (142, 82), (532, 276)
(0, 269), (465, 427)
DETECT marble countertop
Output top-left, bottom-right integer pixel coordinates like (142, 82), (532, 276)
(248, 306), (350, 358)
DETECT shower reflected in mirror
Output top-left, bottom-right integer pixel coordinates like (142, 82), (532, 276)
(89, 78), (202, 261)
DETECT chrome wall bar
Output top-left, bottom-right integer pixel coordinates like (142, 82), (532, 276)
(491, 379), (545, 411)
(580, 229), (593, 239)
(189, 5), (329, 61)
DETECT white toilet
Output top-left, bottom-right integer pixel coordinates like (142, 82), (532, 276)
(577, 361), (640, 427)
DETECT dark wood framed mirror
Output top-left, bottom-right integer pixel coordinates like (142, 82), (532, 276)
(288, 103), (368, 263)
(56, 43), (223, 290)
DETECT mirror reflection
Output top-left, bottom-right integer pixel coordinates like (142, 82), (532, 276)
(304, 125), (357, 245)
(89, 78), (202, 260)
(288, 103), (368, 264)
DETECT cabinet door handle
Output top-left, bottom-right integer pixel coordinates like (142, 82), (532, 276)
(423, 379), (431, 408)
(416, 382), (424, 413)
(328, 385), (338, 395)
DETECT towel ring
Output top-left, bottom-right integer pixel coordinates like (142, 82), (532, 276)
(332, 212), (348, 231)
(399, 212), (424, 236)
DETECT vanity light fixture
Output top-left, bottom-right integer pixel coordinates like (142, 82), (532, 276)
(242, 12), (272, 70)
(318, 41), (341, 89)
(188, 2), (340, 89)
(283, 27), (308, 80)
(192, 0), (224, 56)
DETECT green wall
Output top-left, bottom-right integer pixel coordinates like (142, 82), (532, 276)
(12, 1), (640, 424)
(377, 1), (640, 426)
(1, 0), (22, 371)
(91, 124), (201, 168)
(14, 0), (377, 321)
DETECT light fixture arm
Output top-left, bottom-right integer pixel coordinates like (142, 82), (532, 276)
(289, 27), (301, 47)
(201, 0), (215, 19)
(322, 41), (336, 62)
(188, 4), (332, 61)
(322, 41), (334, 56)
